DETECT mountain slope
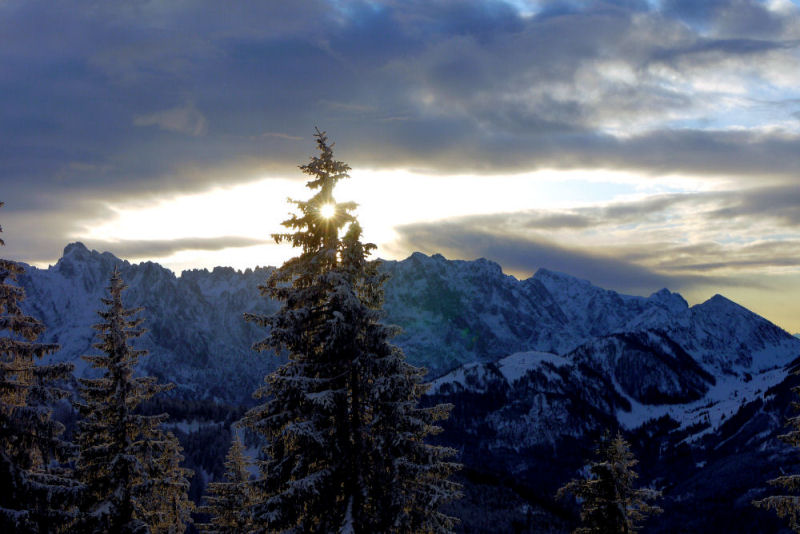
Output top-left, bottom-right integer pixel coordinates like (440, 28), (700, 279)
(13, 243), (800, 532)
(17, 244), (800, 405)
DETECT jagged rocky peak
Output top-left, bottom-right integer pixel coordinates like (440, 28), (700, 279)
(648, 288), (688, 311)
(397, 252), (505, 278)
(60, 241), (123, 264)
(55, 242), (130, 288)
(695, 293), (747, 313)
(57, 242), (97, 270)
(62, 241), (91, 258)
(17, 243), (800, 404)
(531, 267), (624, 308)
(684, 293), (798, 372)
(532, 267), (646, 337)
(691, 293), (781, 334)
(533, 267), (592, 286)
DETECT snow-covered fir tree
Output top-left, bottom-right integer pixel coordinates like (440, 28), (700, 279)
(197, 435), (255, 533)
(75, 267), (193, 533)
(557, 432), (661, 534)
(139, 430), (194, 533)
(0, 202), (80, 532)
(242, 129), (461, 533)
(753, 381), (800, 532)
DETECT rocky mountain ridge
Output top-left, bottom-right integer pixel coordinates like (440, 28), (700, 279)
(17, 243), (799, 406)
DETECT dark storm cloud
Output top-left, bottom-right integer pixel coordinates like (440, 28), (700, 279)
(2, 0), (798, 190)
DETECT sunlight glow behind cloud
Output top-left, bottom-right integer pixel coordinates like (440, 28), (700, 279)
(77, 168), (704, 273)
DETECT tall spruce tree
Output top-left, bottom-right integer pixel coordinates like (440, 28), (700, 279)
(75, 267), (193, 533)
(197, 435), (255, 533)
(0, 202), (79, 532)
(557, 432), (661, 534)
(243, 129), (460, 533)
(753, 380), (800, 532)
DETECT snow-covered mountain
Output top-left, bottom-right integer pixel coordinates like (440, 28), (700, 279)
(20, 243), (279, 402)
(13, 243), (800, 532)
(17, 243), (799, 405)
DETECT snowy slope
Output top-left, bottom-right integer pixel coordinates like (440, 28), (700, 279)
(430, 328), (799, 451)
(14, 244), (800, 409)
(19, 243), (279, 402)
(534, 267), (798, 377)
(381, 253), (582, 373)
(14, 243), (800, 533)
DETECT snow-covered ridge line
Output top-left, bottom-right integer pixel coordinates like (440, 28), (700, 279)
(15, 242), (800, 406)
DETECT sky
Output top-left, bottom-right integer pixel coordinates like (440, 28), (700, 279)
(1, 0), (800, 332)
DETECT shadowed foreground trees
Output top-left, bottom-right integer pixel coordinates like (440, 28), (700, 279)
(75, 268), (193, 533)
(754, 372), (800, 532)
(197, 435), (255, 533)
(558, 432), (661, 534)
(0, 202), (79, 532)
(242, 130), (461, 532)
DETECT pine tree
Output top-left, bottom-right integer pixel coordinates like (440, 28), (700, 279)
(139, 431), (195, 533)
(75, 267), (193, 533)
(197, 435), (255, 533)
(557, 432), (661, 534)
(242, 129), (461, 533)
(0, 202), (79, 532)
(753, 382), (800, 532)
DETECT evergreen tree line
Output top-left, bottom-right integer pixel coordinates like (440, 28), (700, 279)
(3, 131), (800, 534)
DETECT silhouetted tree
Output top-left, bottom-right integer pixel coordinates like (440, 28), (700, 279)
(243, 129), (461, 532)
(0, 201), (79, 532)
(754, 379), (800, 532)
(75, 268), (193, 533)
(197, 436), (255, 533)
(557, 432), (661, 534)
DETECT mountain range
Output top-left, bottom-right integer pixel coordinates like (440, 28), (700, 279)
(15, 242), (800, 532)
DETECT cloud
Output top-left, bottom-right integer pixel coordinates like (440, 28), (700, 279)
(82, 236), (270, 259)
(663, 0), (790, 38)
(2, 0), (799, 190)
(706, 184), (800, 225)
(387, 182), (800, 296)
(522, 213), (594, 229)
(134, 104), (208, 136)
(2, 0), (800, 265)
(654, 240), (800, 272)
(390, 219), (734, 295)
(257, 132), (304, 141)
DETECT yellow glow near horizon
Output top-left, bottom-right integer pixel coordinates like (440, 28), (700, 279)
(66, 167), (800, 332)
(76, 166), (709, 273)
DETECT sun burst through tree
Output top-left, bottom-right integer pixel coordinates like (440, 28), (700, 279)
(242, 128), (462, 532)
(319, 203), (336, 219)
